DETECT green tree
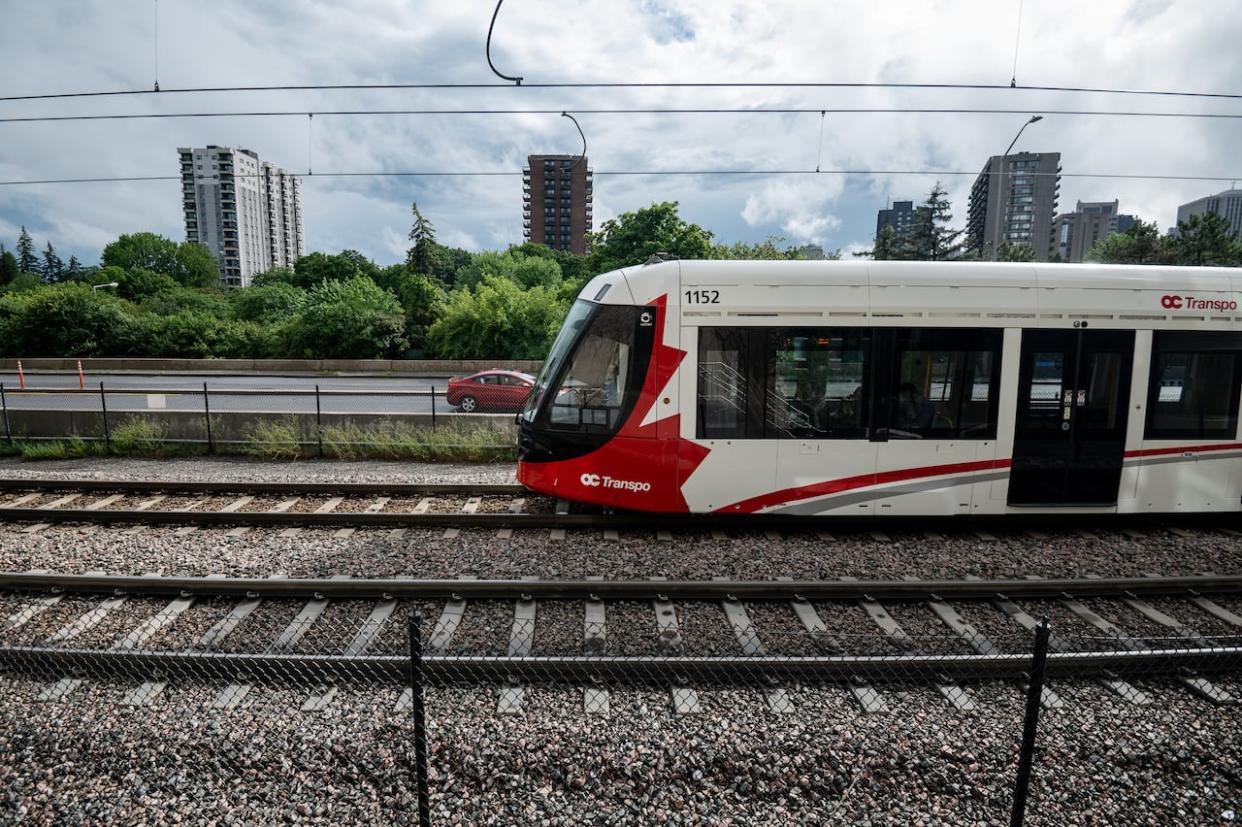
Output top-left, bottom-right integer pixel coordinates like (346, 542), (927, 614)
(116, 267), (177, 301)
(904, 183), (965, 261)
(433, 245), (474, 285)
(101, 232), (219, 287)
(455, 249), (563, 292)
(997, 241), (1036, 262)
(406, 202), (441, 276)
(0, 246), (17, 285)
(1169, 212), (1242, 266)
(282, 250), (378, 290)
(284, 277), (408, 359)
(139, 286), (232, 319)
(426, 277), (566, 359)
(230, 282), (308, 324)
(587, 202), (714, 275)
(5, 282), (136, 356)
(1087, 220), (1173, 265)
(16, 227), (38, 274)
(130, 311), (252, 359)
(853, 224), (903, 260)
(41, 242), (64, 282)
(393, 271), (446, 354)
(66, 256), (82, 279)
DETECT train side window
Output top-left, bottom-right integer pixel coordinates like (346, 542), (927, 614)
(1145, 332), (1242, 439)
(886, 329), (1002, 439)
(765, 328), (869, 439)
(697, 327), (750, 438)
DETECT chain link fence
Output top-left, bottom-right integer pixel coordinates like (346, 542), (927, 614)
(0, 381), (516, 460)
(1, 592), (1239, 824)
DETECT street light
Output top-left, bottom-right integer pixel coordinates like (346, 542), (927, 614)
(92, 282), (119, 291)
(991, 115), (1044, 261)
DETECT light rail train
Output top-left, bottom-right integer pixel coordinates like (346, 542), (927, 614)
(516, 259), (1242, 516)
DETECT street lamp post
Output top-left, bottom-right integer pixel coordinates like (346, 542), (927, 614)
(92, 282), (119, 292)
(991, 115), (1043, 261)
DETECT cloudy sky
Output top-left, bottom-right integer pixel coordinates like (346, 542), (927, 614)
(1, 0), (1239, 267)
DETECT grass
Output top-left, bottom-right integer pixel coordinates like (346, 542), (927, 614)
(0, 419), (516, 463)
(241, 419), (303, 461)
(321, 421), (516, 462)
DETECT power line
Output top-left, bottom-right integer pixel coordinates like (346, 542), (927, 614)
(2, 167), (1238, 188)
(4, 106), (1242, 125)
(3, 80), (1242, 104)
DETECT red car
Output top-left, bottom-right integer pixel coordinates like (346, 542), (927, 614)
(445, 370), (535, 413)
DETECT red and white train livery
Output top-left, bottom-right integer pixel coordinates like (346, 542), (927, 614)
(517, 259), (1242, 516)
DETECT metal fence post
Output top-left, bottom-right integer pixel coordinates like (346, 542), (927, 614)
(315, 384), (324, 458)
(407, 608), (432, 827)
(430, 384), (436, 430)
(0, 383), (11, 444)
(1010, 618), (1051, 827)
(99, 382), (111, 450)
(203, 383), (214, 454)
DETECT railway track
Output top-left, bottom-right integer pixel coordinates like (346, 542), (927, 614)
(4, 572), (1240, 713)
(4, 478), (1242, 533)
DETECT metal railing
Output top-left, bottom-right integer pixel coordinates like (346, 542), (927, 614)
(0, 380), (519, 455)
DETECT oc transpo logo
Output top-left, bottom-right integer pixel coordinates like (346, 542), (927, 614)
(579, 472), (652, 493)
(1161, 294), (1238, 311)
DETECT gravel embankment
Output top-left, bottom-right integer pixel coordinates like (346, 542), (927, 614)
(5, 523), (1230, 583)
(1, 676), (1238, 825)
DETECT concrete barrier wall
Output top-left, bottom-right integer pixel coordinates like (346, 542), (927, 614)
(4, 408), (517, 445)
(0, 358), (544, 376)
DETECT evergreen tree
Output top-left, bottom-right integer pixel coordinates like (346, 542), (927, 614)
(16, 226), (38, 273)
(0, 245), (18, 285)
(41, 242), (64, 282)
(1087, 219), (1173, 265)
(406, 202), (440, 276)
(1169, 212), (1242, 266)
(853, 224), (903, 260)
(904, 183), (965, 261)
(66, 255), (82, 278)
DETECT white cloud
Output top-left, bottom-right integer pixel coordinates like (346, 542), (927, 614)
(0, 0), (1238, 264)
(740, 179), (844, 244)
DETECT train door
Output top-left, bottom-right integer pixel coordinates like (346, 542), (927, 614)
(1008, 329), (1134, 506)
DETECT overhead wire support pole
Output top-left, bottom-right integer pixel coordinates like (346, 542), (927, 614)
(815, 111), (826, 173)
(486, 0), (523, 85)
(152, 0), (160, 92)
(561, 112), (586, 170)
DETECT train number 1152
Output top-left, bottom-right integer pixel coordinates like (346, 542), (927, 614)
(684, 289), (720, 304)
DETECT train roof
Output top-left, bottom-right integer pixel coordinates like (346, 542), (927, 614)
(578, 259), (1242, 327)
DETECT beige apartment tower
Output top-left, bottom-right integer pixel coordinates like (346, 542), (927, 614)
(178, 146), (304, 287)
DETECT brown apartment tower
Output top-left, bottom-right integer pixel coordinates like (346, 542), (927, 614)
(523, 155), (593, 254)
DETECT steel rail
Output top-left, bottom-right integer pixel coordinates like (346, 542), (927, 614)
(2, 571), (1238, 601)
(1, 644), (1238, 685)
(1, 503), (1240, 534)
(0, 479), (526, 496)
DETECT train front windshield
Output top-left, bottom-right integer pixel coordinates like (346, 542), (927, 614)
(521, 299), (643, 435)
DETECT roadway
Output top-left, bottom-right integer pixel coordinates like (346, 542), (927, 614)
(0, 373), (469, 415)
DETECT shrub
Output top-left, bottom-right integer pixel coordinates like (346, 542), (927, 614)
(321, 421), (515, 462)
(110, 418), (168, 454)
(243, 419), (303, 460)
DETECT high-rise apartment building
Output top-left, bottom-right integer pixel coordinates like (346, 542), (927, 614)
(875, 200), (915, 238)
(967, 152), (1061, 261)
(1052, 200), (1137, 262)
(178, 146), (304, 287)
(522, 155), (593, 255)
(1175, 189), (1242, 239)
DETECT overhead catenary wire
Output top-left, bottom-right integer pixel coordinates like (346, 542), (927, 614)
(4, 80), (1242, 104)
(4, 106), (1242, 125)
(3, 167), (1239, 188)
